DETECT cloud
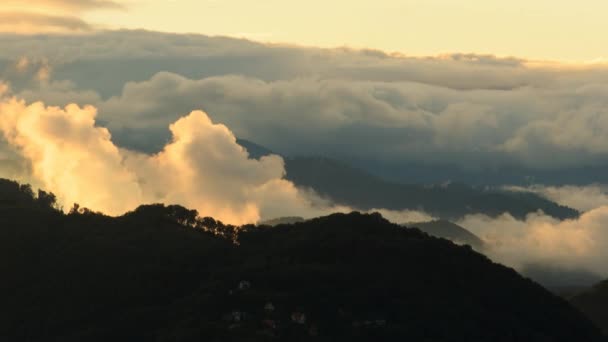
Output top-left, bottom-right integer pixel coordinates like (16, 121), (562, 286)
(0, 0), (124, 12)
(0, 31), (565, 89)
(0, 98), (143, 214)
(375, 184), (608, 282)
(16, 80), (101, 106)
(1, 58), (103, 107)
(15, 57), (30, 72)
(0, 96), (344, 224)
(95, 71), (608, 170)
(121, 109), (345, 224)
(0, 12), (93, 34)
(0, 0), (123, 34)
(1, 31), (608, 174)
(459, 208), (608, 277)
(0, 81), (8, 96)
(371, 208), (436, 224)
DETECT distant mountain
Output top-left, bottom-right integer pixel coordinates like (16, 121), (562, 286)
(237, 139), (275, 160)
(521, 264), (603, 295)
(283, 156), (578, 221)
(571, 280), (608, 335)
(237, 139), (608, 187)
(236, 140), (579, 220)
(0, 178), (602, 341)
(352, 160), (608, 187)
(259, 216), (305, 226)
(408, 220), (484, 250)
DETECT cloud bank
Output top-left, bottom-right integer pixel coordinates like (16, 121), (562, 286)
(96, 72), (608, 171)
(1, 31), (607, 174)
(459, 206), (608, 278)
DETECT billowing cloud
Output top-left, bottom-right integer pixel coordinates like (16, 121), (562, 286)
(0, 98), (143, 214)
(122, 109), (343, 224)
(0, 96), (344, 224)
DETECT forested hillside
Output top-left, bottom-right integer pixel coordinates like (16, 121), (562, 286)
(0, 179), (601, 341)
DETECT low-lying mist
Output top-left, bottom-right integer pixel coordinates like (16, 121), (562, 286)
(452, 185), (608, 284)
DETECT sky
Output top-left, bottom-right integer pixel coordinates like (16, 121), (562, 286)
(94, 0), (607, 62)
(1, 0), (608, 62)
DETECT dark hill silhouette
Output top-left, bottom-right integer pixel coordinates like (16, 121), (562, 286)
(0, 178), (602, 341)
(572, 280), (608, 335)
(408, 219), (485, 250)
(521, 264), (602, 295)
(400, 220), (602, 292)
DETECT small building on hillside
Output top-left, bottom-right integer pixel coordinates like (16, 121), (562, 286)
(238, 280), (251, 291)
(264, 302), (275, 312)
(291, 312), (306, 324)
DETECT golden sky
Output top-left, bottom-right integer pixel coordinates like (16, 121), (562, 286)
(86, 0), (607, 62)
(2, 0), (607, 62)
